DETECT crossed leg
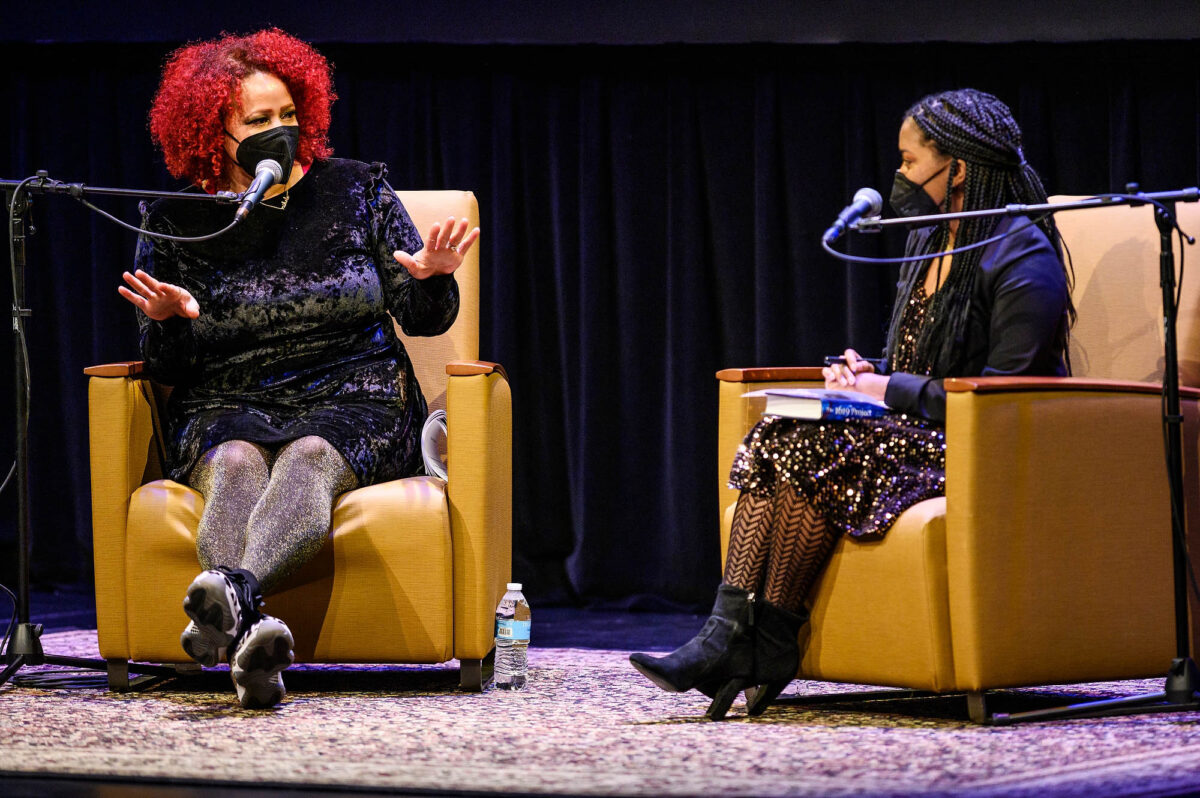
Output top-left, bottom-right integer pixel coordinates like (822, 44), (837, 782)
(722, 487), (839, 612)
(189, 435), (358, 592)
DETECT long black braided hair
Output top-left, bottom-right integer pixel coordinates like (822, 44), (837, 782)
(883, 88), (1075, 376)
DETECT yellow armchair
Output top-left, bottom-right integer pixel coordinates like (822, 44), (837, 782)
(86, 190), (511, 691)
(716, 198), (1200, 721)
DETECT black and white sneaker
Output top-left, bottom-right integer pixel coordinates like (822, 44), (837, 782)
(180, 568), (260, 667)
(230, 615), (294, 709)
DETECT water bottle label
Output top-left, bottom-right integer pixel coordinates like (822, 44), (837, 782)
(496, 619), (531, 642)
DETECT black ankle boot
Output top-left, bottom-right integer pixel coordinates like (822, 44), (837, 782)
(180, 567), (265, 667)
(629, 583), (755, 720)
(219, 567), (264, 622)
(745, 601), (808, 717)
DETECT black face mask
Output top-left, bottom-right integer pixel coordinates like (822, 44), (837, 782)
(889, 160), (951, 218)
(225, 125), (299, 180)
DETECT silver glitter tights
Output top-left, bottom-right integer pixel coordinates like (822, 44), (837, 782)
(188, 436), (359, 594)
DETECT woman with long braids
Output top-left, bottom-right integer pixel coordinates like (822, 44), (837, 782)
(119, 29), (478, 708)
(630, 88), (1074, 719)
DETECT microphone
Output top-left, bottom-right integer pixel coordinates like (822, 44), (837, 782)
(234, 159), (284, 222)
(822, 187), (883, 243)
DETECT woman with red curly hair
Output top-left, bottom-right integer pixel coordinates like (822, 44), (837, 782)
(118, 28), (479, 709)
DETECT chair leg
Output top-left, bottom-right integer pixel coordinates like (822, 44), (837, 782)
(967, 690), (988, 724)
(459, 648), (496, 692)
(106, 659), (130, 692)
(109, 658), (201, 691)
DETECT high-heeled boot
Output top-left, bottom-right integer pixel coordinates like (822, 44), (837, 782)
(744, 600), (808, 716)
(629, 583), (755, 720)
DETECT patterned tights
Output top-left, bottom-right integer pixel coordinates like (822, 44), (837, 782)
(188, 436), (359, 594)
(722, 489), (839, 614)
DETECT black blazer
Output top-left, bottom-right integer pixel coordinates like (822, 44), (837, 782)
(882, 216), (1071, 422)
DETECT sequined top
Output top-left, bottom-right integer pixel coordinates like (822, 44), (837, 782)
(729, 260), (947, 538)
(728, 221), (1069, 538)
(134, 158), (459, 486)
(889, 281), (933, 376)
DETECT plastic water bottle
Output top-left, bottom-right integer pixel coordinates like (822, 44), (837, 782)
(494, 582), (530, 690)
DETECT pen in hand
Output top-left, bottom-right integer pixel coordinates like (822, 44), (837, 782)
(826, 355), (886, 370)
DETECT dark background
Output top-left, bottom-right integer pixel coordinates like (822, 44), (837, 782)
(2, 3), (1198, 610)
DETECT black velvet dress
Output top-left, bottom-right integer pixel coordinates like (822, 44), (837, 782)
(134, 158), (459, 487)
(729, 217), (1071, 539)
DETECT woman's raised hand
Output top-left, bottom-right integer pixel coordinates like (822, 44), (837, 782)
(119, 269), (200, 320)
(822, 348), (876, 388)
(393, 216), (480, 280)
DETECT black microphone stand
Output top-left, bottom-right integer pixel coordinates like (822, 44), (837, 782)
(1, 171), (240, 690)
(843, 185), (1200, 723)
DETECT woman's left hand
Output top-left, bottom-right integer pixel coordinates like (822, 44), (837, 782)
(844, 372), (889, 402)
(393, 216), (480, 280)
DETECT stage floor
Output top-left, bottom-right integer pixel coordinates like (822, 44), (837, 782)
(21, 586), (706, 652)
(6, 589), (707, 798)
(7, 591), (1200, 798)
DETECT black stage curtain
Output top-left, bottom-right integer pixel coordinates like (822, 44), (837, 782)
(1, 41), (1198, 608)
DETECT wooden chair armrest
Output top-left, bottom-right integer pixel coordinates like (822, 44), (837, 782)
(83, 361), (146, 378)
(946, 375), (1200, 399)
(87, 359), (511, 382)
(447, 359), (509, 383)
(717, 366), (825, 383)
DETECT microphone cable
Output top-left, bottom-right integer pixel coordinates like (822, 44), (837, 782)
(14, 173), (253, 245)
(75, 194), (241, 243)
(820, 213), (1052, 265)
(0, 173), (244, 676)
(1, 181), (34, 665)
(0, 580), (16, 665)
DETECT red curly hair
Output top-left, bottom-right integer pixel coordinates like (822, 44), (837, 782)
(149, 28), (335, 189)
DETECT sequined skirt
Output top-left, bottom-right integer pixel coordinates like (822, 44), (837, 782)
(728, 414), (946, 539)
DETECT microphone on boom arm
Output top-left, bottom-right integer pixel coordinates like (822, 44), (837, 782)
(822, 187), (883, 243)
(234, 159), (284, 222)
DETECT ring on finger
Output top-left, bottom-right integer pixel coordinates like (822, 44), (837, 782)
(448, 244), (458, 253)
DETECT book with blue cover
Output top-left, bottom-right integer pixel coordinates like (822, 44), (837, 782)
(743, 388), (891, 420)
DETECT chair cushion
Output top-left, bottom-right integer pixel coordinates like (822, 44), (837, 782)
(799, 498), (954, 691)
(721, 496), (954, 691)
(124, 476), (454, 664)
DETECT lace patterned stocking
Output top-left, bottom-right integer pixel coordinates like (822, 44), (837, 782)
(722, 488), (839, 614)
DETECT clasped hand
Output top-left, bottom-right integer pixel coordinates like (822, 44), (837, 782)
(393, 216), (480, 280)
(822, 348), (889, 402)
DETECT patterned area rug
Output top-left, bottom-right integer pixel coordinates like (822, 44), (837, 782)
(4, 630), (1200, 796)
